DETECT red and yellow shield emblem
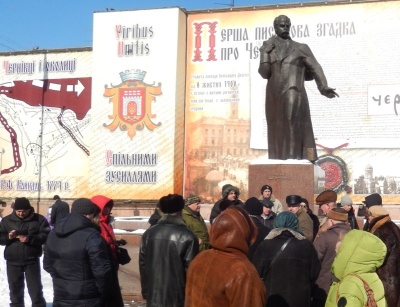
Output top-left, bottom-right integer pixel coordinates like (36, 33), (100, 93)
(103, 69), (162, 139)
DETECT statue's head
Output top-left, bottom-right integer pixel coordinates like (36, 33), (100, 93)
(273, 15), (291, 39)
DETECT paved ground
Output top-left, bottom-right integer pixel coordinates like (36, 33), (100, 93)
(119, 244), (146, 306)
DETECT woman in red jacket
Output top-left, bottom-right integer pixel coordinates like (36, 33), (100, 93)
(91, 195), (124, 307)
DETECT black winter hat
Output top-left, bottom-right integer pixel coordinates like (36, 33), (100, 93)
(14, 197), (31, 210)
(286, 195), (303, 207)
(71, 198), (100, 215)
(362, 193), (382, 208)
(159, 194), (184, 214)
(244, 197), (263, 216)
(260, 185), (273, 194)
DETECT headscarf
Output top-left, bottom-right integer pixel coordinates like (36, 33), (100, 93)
(273, 211), (298, 229)
(273, 211), (303, 235)
(91, 195), (118, 265)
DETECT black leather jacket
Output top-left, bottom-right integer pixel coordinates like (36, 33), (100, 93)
(139, 214), (199, 307)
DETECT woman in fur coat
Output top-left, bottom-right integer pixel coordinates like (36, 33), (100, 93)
(366, 206), (400, 307)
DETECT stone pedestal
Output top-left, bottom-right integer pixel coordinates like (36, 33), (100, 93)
(248, 156), (325, 208)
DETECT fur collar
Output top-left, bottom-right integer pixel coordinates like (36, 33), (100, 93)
(369, 215), (391, 234)
(265, 228), (306, 240)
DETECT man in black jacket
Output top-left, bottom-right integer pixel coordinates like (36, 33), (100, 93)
(209, 184), (244, 224)
(139, 194), (199, 306)
(49, 195), (70, 227)
(0, 197), (50, 307)
(44, 198), (113, 306)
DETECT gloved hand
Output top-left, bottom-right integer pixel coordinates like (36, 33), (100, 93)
(116, 239), (127, 246)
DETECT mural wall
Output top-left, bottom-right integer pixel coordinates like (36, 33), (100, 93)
(0, 50), (92, 199)
(91, 8), (187, 199)
(184, 1), (400, 203)
(1, 1), (399, 204)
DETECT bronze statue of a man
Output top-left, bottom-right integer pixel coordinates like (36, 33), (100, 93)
(259, 15), (338, 162)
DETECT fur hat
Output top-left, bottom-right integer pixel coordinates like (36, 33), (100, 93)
(362, 193), (382, 208)
(316, 190), (337, 206)
(260, 184), (273, 194)
(71, 198), (100, 215)
(261, 199), (274, 208)
(221, 184), (233, 197)
(222, 185), (240, 199)
(244, 197), (263, 216)
(159, 194), (184, 214)
(286, 195), (302, 207)
(185, 194), (201, 206)
(368, 206), (389, 218)
(327, 208), (348, 222)
(13, 197), (31, 210)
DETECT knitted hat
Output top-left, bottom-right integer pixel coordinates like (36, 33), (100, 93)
(327, 208), (348, 222)
(14, 197), (31, 210)
(244, 197), (263, 216)
(286, 195), (302, 207)
(362, 193), (382, 208)
(185, 194), (201, 206)
(222, 185), (240, 199)
(369, 206), (389, 218)
(71, 198), (100, 215)
(316, 190), (337, 206)
(339, 196), (353, 206)
(260, 184), (273, 194)
(261, 199), (274, 208)
(53, 195), (60, 200)
(159, 194), (184, 214)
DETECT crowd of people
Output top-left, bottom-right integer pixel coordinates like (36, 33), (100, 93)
(0, 186), (399, 306)
(143, 185), (400, 307)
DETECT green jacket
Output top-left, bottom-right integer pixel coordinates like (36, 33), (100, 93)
(325, 230), (387, 307)
(182, 206), (210, 252)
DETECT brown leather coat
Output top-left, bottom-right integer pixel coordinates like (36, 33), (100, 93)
(185, 206), (266, 307)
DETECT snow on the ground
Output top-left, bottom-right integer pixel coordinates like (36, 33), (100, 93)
(0, 217), (151, 305)
(0, 246), (53, 306)
(114, 228), (146, 234)
(0, 227), (143, 306)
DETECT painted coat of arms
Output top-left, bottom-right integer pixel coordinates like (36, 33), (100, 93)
(103, 69), (162, 139)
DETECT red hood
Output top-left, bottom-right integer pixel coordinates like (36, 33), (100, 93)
(91, 195), (113, 223)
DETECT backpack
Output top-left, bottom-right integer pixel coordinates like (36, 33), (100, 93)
(336, 273), (378, 307)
